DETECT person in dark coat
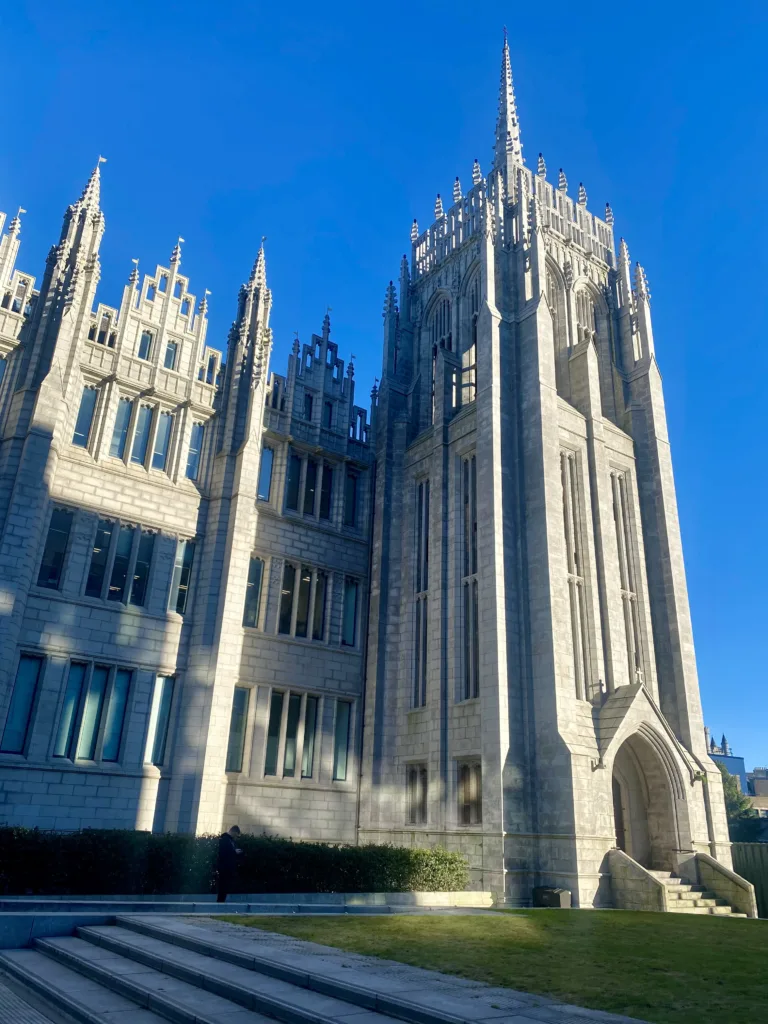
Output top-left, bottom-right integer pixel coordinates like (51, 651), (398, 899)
(217, 825), (242, 903)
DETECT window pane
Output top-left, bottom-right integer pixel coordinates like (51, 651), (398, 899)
(152, 411), (173, 471)
(37, 509), (73, 590)
(131, 405), (153, 464)
(423, 481), (430, 589)
(225, 686), (250, 772)
(257, 447), (273, 501)
(102, 668), (131, 762)
(76, 665), (109, 760)
(164, 340), (178, 370)
(295, 566), (311, 638)
(54, 662), (87, 758)
(285, 451), (301, 510)
(474, 763), (483, 824)
(186, 423), (204, 481)
(283, 693), (301, 777)
(129, 531), (154, 607)
(471, 456), (477, 574)
(420, 600), (428, 705)
(301, 695), (318, 778)
(323, 402), (333, 429)
(264, 691), (284, 776)
(0, 358), (7, 389)
(72, 386), (98, 448)
(108, 526), (135, 602)
(319, 465), (333, 520)
(414, 600), (422, 708)
(303, 459), (317, 515)
(333, 700), (351, 781)
(342, 578), (358, 646)
(278, 563), (296, 634)
(472, 579), (480, 699)
(170, 539), (195, 614)
(463, 583), (471, 701)
(110, 398), (133, 459)
(1, 655), (43, 754)
(463, 459), (470, 578)
(86, 519), (114, 601)
(312, 572), (326, 641)
(151, 676), (175, 766)
(242, 556), (264, 628)
(344, 472), (358, 527)
(416, 483), (424, 593)
(138, 331), (153, 360)
(303, 392), (313, 421)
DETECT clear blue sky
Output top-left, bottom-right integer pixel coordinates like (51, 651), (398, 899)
(1, 2), (766, 769)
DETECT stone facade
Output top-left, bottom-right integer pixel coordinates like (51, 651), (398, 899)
(0, 39), (733, 906)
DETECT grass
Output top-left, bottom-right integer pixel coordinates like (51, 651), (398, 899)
(218, 911), (767, 1024)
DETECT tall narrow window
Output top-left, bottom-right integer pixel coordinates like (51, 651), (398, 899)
(319, 464), (333, 520)
(164, 340), (178, 370)
(612, 470), (643, 686)
(242, 556), (264, 628)
(303, 392), (313, 421)
(152, 411), (173, 471)
(295, 566), (312, 638)
(575, 289), (597, 345)
(462, 456), (479, 700)
(131, 405), (153, 465)
(285, 450), (301, 511)
(169, 539), (195, 614)
(186, 423), (204, 481)
(344, 471), (358, 527)
(102, 668), (131, 762)
(129, 531), (155, 607)
(72, 386), (98, 448)
(333, 700), (352, 781)
(137, 330), (153, 360)
(301, 695), (318, 778)
(54, 662), (87, 758)
(257, 447), (274, 501)
(85, 519), (114, 598)
(462, 274), (480, 405)
(312, 571), (327, 641)
(414, 480), (429, 708)
(303, 459), (317, 515)
(226, 686), (250, 772)
(279, 563), (296, 634)
(342, 577), (359, 647)
(458, 761), (482, 825)
(264, 691), (284, 776)
(0, 358), (7, 390)
(149, 675), (175, 766)
(108, 526), (135, 602)
(37, 509), (73, 590)
(407, 764), (428, 825)
(323, 401), (333, 429)
(283, 693), (302, 777)
(0, 655), (43, 754)
(76, 664), (109, 760)
(110, 398), (134, 459)
(561, 451), (592, 700)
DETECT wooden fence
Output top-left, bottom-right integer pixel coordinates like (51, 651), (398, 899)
(732, 842), (768, 918)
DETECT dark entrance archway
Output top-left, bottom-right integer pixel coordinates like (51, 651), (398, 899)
(611, 731), (680, 869)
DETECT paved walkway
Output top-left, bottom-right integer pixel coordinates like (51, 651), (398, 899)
(0, 978), (59, 1023)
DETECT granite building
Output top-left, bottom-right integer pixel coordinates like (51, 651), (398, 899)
(0, 39), (739, 907)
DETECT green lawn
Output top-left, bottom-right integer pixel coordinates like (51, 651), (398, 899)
(219, 911), (767, 1024)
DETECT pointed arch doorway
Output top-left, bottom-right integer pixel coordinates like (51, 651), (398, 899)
(611, 731), (681, 869)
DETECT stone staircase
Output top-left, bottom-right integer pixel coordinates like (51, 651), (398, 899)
(648, 871), (748, 916)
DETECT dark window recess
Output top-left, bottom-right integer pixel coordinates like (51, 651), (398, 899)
(344, 471), (358, 527)
(150, 676), (175, 766)
(186, 423), (204, 481)
(323, 402), (333, 429)
(72, 386), (98, 448)
(110, 398), (133, 459)
(164, 341), (178, 370)
(303, 460), (317, 515)
(257, 447), (273, 501)
(108, 526), (135, 602)
(242, 556), (264, 628)
(295, 566), (312, 638)
(303, 392), (313, 421)
(129, 531), (155, 607)
(85, 519), (115, 598)
(285, 451), (301, 511)
(0, 655), (44, 754)
(131, 406), (153, 465)
(264, 691), (284, 776)
(170, 540), (195, 615)
(319, 465), (333, 520)
(342, 577), (358, 646)
(37, 509), (74, 590)
(333, 700), (352, 781)
(283, 693), (302, 777)
(137, 330), (153, 360)
(278, 563), (296, 634)
(301, 695), (318, 778)
(225, 686), (250, 772)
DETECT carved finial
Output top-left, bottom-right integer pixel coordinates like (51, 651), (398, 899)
(199, 288), (210, 315)
(347, 356), (355, 378)
(605, 202), (614, 225)
(453, 177), (462, 203)
(292, 333), (300, 355)
(577, 183), (587, 206)
(537, 153), (546, 177)
(170, 236), (184, 265)
(434, 194), (444, 219)
(129, 257), (140, 285)
(78, 160), (104, 211)
(634, 261), (650, 302)
(472, 159), (482, 185)
(558, 168), (567, 192)
(400, 252), (409, 275)
(411, 218), (419, 243)
(8, 207), (26, 235)
(383, 280), (398, 319)
(322, 307), (331, 340)
(619, 237), (630, 266)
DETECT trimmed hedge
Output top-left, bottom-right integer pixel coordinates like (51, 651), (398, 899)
(0, 828), (468, 896)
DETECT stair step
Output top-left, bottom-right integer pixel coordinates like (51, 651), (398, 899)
(667, 904), (734, 915)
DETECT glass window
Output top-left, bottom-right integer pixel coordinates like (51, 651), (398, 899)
(152, 411), (173, 471)
(186, 423), (204, 481)
(131, 405), (153, 465)
(76, 664), (109, 760)
(303, 392), (313, 421)
(323, 401), (333, 429)
(72, 386), (98, 448)
(278, 563), (296, 634)
(301, 695), (318, 778)
(257, 447), (273, 501)
(164, 340), (178, 370)
(102, 668), (131, 762)
(312, 571), (327, 641)
(0, 358), (7, 389)
(303, 459), (317, 515)
(242, 556), (264, 628)
(110, 398), (134, 459)
(108, 526), (135, 602)
(295, 566), (312, 638)
(283, 693), (302, 777)
(458, 761), (482, 825)
(264, 691), (284, 776)
(169, 539), (195, 615)
(225, 686), (250, 773)
(333, 700), (351, 781)
(150, 676), (174, 766)
(414, 598), (428, 707)
(0, 655), (43, 754)
(407, 764), (428, 825)
(344, 471), (358, 527)
(37, 508), (73, 590)
(319, 464), (333, 520)
(342, 577), (358, 646)
(53, 662), (87, 758)
(137, 330), (153, 360)
(85, 519), (114, 599)
(129, 531), (154, 607)
(285, 450), (301, 511)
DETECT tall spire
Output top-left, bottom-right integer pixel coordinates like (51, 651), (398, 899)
(76, 157), (106, 213)
(170, 236), (184, 265)
(249, 237), (267, 287)
(494, 29), (523, 171)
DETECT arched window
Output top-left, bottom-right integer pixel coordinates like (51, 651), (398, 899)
(462, 273), (480, 405)
(428, 296), (451, 423)
(575, 289), (597, 345)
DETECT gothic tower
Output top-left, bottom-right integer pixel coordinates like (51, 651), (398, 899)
(359, 35), (731, 905)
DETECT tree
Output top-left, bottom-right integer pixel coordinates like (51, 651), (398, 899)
(716, 762), (762, 841)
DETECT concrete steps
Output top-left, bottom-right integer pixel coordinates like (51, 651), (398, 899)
(650, 871), (746, 916)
